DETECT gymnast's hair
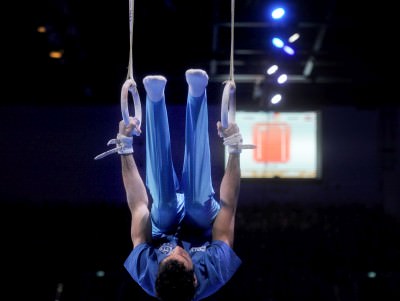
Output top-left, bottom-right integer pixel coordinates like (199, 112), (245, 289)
(155, 259), (196, 301)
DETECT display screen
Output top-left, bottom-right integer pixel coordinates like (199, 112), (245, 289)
(226, 111), (321, 179)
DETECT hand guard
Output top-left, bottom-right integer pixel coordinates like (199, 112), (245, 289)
(94, 134), (133, 160)
(218, 123), (243, 154)
(218, 122), (256, 154)
(223, 132), (244, 154)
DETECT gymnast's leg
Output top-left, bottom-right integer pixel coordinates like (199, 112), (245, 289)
(182, 69), (220, 231)
(144, 75), (184, 239)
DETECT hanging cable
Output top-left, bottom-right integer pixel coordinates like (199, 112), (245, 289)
(229, 0), (235, 82)
(126, 0), (135, 81)
(121, 0), (142, 132)
(221, 0), (236, 129)
(220, 0), (255, 152)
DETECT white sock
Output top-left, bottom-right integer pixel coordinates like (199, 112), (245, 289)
(185, 69), (209, 97)
(143, 75), (167, 102)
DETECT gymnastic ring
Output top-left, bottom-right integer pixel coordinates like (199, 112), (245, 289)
(221, 80), (236, 129)
(121, 78), (142, 136)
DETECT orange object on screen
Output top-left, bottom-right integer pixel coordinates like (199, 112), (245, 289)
(253, 122), (291, 162)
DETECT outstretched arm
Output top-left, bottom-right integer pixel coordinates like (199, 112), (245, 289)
(212, 122), (241, 248)
(119, 118), (152, 248)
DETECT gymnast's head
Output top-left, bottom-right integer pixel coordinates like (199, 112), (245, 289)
(155, 246), (198, 301)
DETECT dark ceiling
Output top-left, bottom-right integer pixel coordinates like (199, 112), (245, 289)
(8, 0), (394, 109)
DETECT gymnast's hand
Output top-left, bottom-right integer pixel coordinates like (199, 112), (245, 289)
(216, 121), (240, 138)
(119, 117), (141, 137)
(217, 121), (244, 154)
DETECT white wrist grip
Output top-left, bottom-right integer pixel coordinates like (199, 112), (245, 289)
(94, 134), (133, 160)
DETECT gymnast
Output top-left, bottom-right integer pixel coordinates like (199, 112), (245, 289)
(113, 68), (243, 301)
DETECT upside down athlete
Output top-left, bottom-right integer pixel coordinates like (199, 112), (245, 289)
(113, 69), (243, 301)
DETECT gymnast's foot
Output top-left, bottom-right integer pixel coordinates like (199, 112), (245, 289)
(186, 69), (209, 98)
(143, 75), (167, 102)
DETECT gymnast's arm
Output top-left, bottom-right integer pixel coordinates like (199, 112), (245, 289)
(212, 123), (241, 248)
(119, 119), (152, 248)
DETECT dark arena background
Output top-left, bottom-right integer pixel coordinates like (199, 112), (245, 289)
(2, 1), (399, 300)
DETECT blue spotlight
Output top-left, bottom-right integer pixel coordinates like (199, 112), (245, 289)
(272, 37), (284, 48)
(271, 7), (285, 20)
(283, 45), (295, 55)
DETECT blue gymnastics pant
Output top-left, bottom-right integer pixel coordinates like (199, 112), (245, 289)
(145, 91), (220, 239)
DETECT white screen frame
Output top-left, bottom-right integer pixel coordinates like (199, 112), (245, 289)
(225, 110), (322, 179)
